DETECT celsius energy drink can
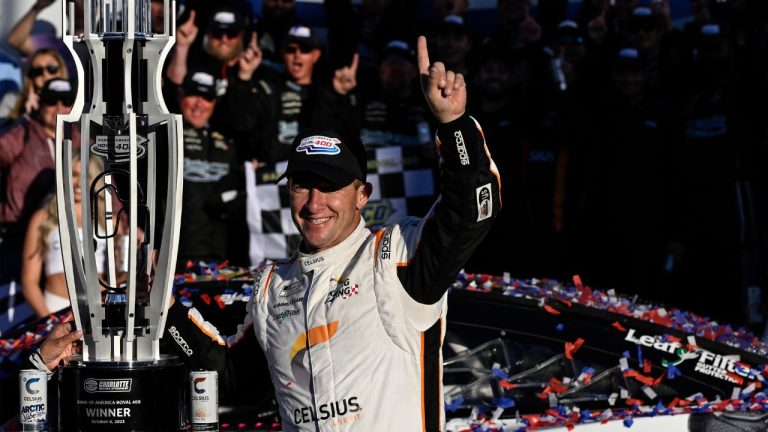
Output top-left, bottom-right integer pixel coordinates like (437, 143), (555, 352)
(19, 369), (47, 430)
(190, 370), (218, 431)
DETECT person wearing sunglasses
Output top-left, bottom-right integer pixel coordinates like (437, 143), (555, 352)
(164, 6), (267, 164)
(166, 5), (250, 95)
(175, 69), (243, 270)
(0, 78), (80, 283)
(247, 25), (361, 166)
(4, 48), (68, 124)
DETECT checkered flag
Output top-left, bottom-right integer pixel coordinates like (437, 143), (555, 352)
(245, 146), (438, 264)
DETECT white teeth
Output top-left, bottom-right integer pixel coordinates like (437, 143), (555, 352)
(308, 217), (329, 224)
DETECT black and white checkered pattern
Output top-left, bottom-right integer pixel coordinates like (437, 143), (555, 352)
(246, 146), (438, 264)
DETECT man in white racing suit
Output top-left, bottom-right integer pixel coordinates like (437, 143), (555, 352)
(38, 36), (501, 431)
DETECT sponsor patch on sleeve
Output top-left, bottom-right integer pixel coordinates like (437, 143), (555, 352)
(476, 183), (492, 222)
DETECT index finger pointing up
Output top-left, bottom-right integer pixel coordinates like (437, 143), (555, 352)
(185, 10), (196, 26)
(417, 36), (430, 76)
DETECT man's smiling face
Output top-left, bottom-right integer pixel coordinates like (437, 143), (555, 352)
(289, 174), (370, 254)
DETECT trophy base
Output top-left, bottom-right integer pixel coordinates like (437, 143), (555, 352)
(59, 355), (186, 431)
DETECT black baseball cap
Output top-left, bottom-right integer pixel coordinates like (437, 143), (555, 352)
(207, 6), (245, 34)
(435, 14), (469, 37)
(39, 78), (75, 105)
(284, 25), (321, 50)
(182, 70), (216, 100)
(381, 40), (416, 62)
(614, 47), (644, 71)
(276, 128), (367, 187)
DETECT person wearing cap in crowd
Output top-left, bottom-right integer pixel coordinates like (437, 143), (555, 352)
(619, 4), (684, 97)
(487, 0), (543, 53)
(3, 48), (69, 127)
(431, 15), (472, 76)
(167, 5), (249, 82)
(40, 36), (501, 431)
(324, 0), (419, 99)
(250, 24), (361, 165)
(433, 0), (469, 25)
(551, 20), (588, 92)
(0, 78), (79, 282)
(357, 39), (439, 230)
(360, 40), (433, 149)
(176, 69), (245, 270)
(165, 5), (265, 162)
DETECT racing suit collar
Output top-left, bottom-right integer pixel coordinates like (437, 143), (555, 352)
(298, 218), (368, 273)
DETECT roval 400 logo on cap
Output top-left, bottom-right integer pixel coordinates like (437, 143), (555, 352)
(296, 136), (341, 155)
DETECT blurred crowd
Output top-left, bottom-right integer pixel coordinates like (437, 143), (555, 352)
(0, 0), (766, 329)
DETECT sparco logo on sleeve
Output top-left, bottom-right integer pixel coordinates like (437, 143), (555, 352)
(476, 184), (492, 222)
(380, 230), (392, 260)
(168, 326), (194, 356)
(455, 131), (469, 166)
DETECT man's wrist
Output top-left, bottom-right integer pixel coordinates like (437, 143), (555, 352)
(436, 110), (465, 124)
(29, 348), (55, 379)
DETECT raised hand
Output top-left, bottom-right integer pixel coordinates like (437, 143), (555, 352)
(39, 321), (82, 371)
(32, 0), (56, 13)
(417, 35), (466, 124)
(24, 90), (39, 115)
(332, 53), (358, 96)
(238, 33), (262, 81)
(588, 0), (609, 43)
(176, 10), (198, 49)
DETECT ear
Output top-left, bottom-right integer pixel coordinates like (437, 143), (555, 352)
(310, 49), (322, 64)
(356, 182), (372, 210)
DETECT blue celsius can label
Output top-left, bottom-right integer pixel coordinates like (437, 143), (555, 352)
(190, 370), (218, 430)
(20, 369), (47, 427)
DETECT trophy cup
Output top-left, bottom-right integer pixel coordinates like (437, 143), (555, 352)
(54, 0), (185, 429)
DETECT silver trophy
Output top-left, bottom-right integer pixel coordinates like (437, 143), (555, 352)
(54, 0), (185, 429)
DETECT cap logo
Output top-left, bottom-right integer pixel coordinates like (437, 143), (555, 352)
(633, 7), (652, 17)
(191, 72), (215, 86)
(296, 136), (341, 155)
(701, 24), (721, 36)
(387, 40), (409, 51)
(214, 11), (236, 24)
(618, 48), (640, 59)
(49, 79), (72, 92)
(289, 26), (312, 38)
(444, 15), (464, 25)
